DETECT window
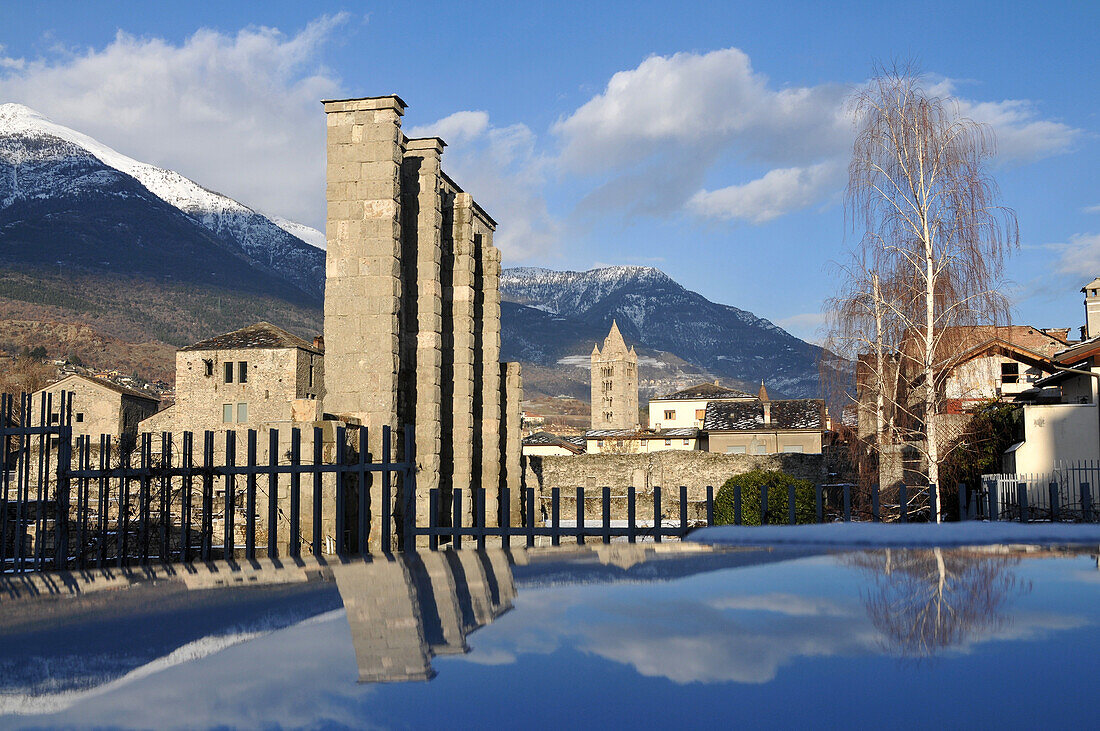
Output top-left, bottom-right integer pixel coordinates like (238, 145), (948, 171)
(224, 361), (233, 383)
(76, 412), (84, 423)
(237, 403), (248, 423)
(204, 360), (214, 377)
(222, 404), (233, 423)
(664, 438), (672, 446)
(50, 413), (60, 424)
(695, 409), (706, 420)
(682, 439), (690, 446)
(308, 358), (315, 388)
(664, 410), (676, 421)
(238, 361), (248, 384)
(1001, 362), (1019, 384)
(753, 444), (767, 455)
(726, 445), (747, 454)
(596, 440), (604, 448)
(782, 445), (804, 453)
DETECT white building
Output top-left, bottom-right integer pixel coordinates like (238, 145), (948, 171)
(646, 382), (754, 430)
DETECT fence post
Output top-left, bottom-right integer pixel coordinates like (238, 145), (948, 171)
(268, 429), (279, 560)
(706, 485), (714, 527)
(526, 487), (536, 548)
(872, 484), (880, 522)
(55, 417), (73, 570)
(476, 486), (486, 551)
(788, 483), (796, 526)
(843, 484), (851, 523)
(958, 483), (968, 522)
(1017, 482), (1028, 523)
(899, 484), (908, 524)
(200, 431), (214, 564)
(381, 426), (393, 553)
(402, 424), (416, 550)
(653, 486), (662, 543)
(360, 427), (371, 556)
(760, 483), (769, 526)
(1082, 482), (1094, 522)
(247, 431), (257, 561)
(289, 429), (301, 559)
(501, 487), (511, 549)
(1049, 481), (1060, 522)
(159, 433), (171, 563)
(453, 488), (463, 549)
(604, 486), (613, 545)
(928, 482), (938, 523)
(628, 486), (637, 543)
(312, 427), (322, 559)
(734, 485), (742, 526)
(0, 394), (9, 572)
(334, 426), (346, 559)
(224, 430), (236, 562)
(816, 484), (823, 524)
(680, 486), (688, 537)
(181, 433), (192, 564)
(988, 477), (999, 521)
(428, 488), (439, 551)
(576, 486), (585, 546)
(551, 487), (560, 546)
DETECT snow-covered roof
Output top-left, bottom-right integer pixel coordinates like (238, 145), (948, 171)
(585, 427), (699, 439)
(703, 399), (824, 432)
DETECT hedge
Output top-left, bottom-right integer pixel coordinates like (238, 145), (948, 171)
(714, 469), (817, 525)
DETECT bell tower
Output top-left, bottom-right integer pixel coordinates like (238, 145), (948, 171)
(1083, 278), (1100, 339)
(590, 320), (639, 430)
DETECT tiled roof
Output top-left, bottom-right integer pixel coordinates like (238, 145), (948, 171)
(41, 374), (159, 403)
(181, 322), (321, 354)
(522, 431), (586, 453)
(585, 427), (699, 439)
(656, 383), (753, 400)
(703, 399), (824, 431)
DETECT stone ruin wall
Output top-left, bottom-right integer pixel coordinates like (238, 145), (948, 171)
(322, 96), (522, 547)
(526, 451), (827, 522)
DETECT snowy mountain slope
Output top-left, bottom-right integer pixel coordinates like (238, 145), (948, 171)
(0, 103), (323, 297)
(501, 266), (824, 398)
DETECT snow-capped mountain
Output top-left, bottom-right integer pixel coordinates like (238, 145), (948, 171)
(0, 103), (323, 299)
(501, 266), (823, 398)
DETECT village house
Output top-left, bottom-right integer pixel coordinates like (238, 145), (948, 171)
(33, 374), (159, 442)
(703, 386), (827, 455)
(586, 427), (701, 454)
(139, 322), (324, 436)
(647, 382), (754, 430)
(521, 431), (586, 457)
(1003, 280), (1100, 474)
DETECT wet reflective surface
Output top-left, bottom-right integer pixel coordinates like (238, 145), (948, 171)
(1, 543), (1098, 729)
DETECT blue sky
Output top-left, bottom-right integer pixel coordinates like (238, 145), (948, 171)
(2, 1), (1098, 342)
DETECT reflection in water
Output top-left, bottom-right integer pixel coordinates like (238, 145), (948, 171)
(336, 550), (515, 683)
(847, 548), (1027, 657)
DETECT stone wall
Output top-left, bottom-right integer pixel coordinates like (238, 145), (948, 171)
(323, 96), (522, 548)
(526, 450), (826, 520)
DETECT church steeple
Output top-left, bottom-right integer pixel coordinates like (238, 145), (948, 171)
(590, 321), (639, 431)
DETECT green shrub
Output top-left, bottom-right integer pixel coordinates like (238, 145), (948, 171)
(714, 469), (817, 525)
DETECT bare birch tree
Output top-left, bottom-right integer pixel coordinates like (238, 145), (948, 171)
(843, 63), (1018, 520)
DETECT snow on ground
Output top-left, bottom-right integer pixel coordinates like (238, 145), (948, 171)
(688, 522), (1100, 548)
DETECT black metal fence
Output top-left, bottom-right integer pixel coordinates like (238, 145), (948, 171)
(981, 472), (1097, 523)
(2, 392), (417, 573)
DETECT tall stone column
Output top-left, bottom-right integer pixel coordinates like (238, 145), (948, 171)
(478, 232), (502, 525)
(500, 362), (523, 525)
(400, 138), (445, 536)
(444, 193), (477, 504)
(323, 95), (405, 550)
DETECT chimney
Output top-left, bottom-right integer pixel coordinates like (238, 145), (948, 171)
(313, 335), (325, 351)
(762, 402), (771, 425)
(1083, 278), (1100, 339)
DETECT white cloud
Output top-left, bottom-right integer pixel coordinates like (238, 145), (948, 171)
(410, 111), (559, 262)
(1051, 233), (1100, 278)
(775, 311), (832, 343)
(687, 161), (843, 223)
(554, 49), (1080, 225)
(408, 110), (488, 145)
(1083, 204), (1100, 214)
(0, 16), (348, 229)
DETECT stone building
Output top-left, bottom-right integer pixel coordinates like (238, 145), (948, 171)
(322, 95), (523, 545)
(590, 321), (638, 430)
(586, 427), (700, 454)
(140, 322), (324, 435)
(34, 374), (159, 440)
